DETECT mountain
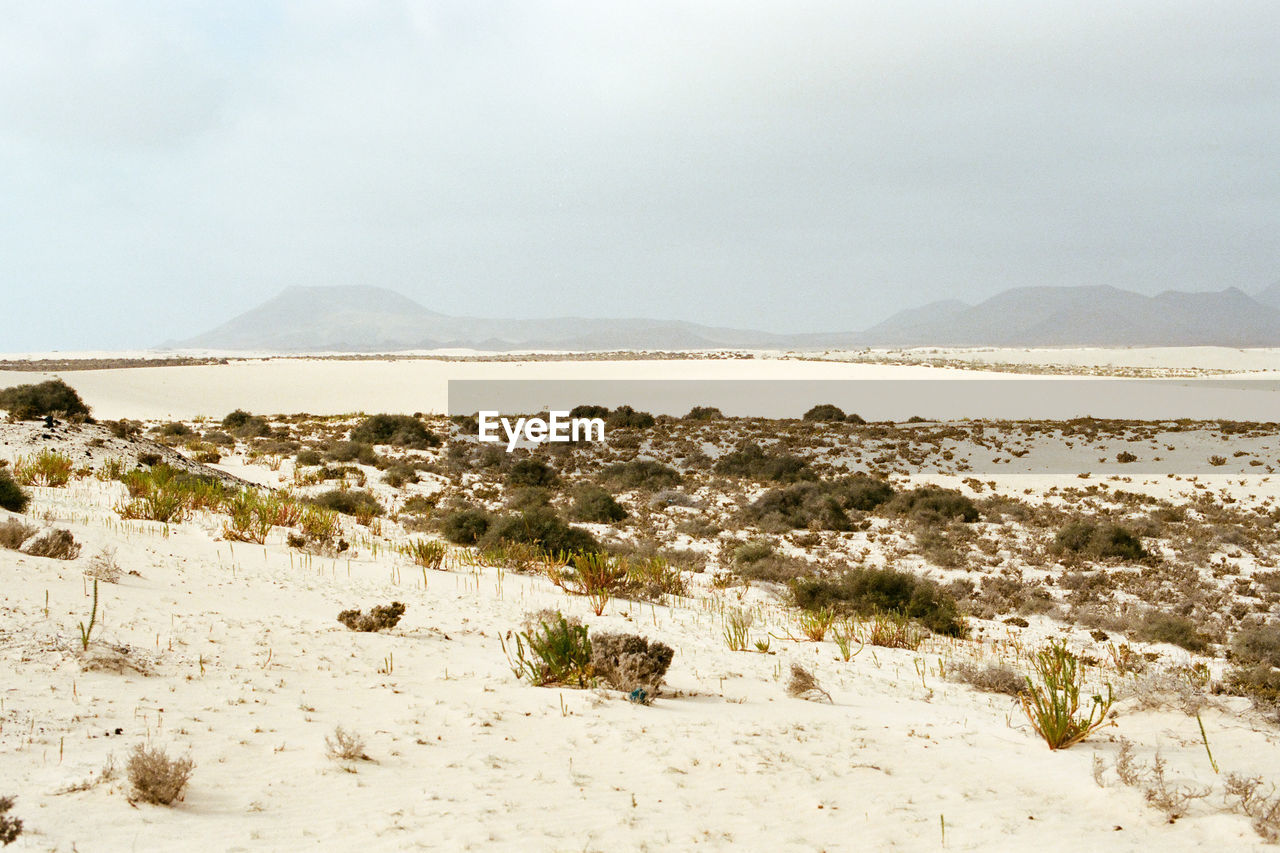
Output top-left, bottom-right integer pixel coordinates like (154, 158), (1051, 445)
(859, 285), (1280, 347)
(171, 282), (1280, 352)
(172, 285), (794, 351)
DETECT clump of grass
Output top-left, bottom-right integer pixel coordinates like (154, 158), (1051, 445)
(0, 518), (35, 550)
(0, 470), (30, 513)
(786, 663), (832, 702)
(13, 449), (74, 486)
(127, 744), (194, 805)
(404, 538), (446, 569)
(503, 612), (593, 687)
(1019, 639), (1113, 750)
(862, 610), (924, 650)
(337, 602), (405, 632)
(23, 528), (81, 560)
(723, 609), (753, 651)
(797, 607), (835, 641)
(549, 551), (627, 615)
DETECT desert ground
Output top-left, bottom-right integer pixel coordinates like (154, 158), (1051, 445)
(3, 350), (1280, 851)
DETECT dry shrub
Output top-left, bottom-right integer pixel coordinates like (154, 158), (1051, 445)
(1224, 773), (1280, 843)
(0, 518), (35, 550)
(949, 660), (1025, 696)
(786, 663), (832, 703)
(337, 602), (405, 632)
(21, 528), (81, 560)
(589, 632), (675, 699)
(325, 726), (370, 762)
(85, 547), (122, 583)
(127, 744), (194, 805)
(0, 795), (21, 846)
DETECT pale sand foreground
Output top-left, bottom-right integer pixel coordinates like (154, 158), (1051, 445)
(3, 476), (1276, 852)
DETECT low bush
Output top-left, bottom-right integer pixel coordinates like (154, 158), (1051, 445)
(1136, 611), (1206, 652)
(311, 489), (383, 518)
(0, 519), (35, 550)
(885, 487), (979, 524)
(295, 448), (323, 466)
(1053, 520), (1147, 561)
(127, 744), (194, 805)
(949, 661), (1026, 696)
(790, 567), (967, 637)
(606, 405), (655, 429)
(1233, 623), (1280, 669)
(349, 414), (439, 448)
(482, 508), (600, 555)
(802, 403), (845, 421)
(0, 378), (91, 420)
(568, 404), (610, 419)
(0, 471), (29, 513)
(599, 459), (681, 491)
(570, 485), (628, 523)
(589, 632), (675, 698)
(747, 476), (893, 531)
(0, 795), (22, 846)
(325, 441), (378, 465)
(506, 458), (560, 489)
(714, 443), (812, 483)
(337, 602), (406, 632)
(22, 528), (81, 560)
(684, 406), (723, 420)
(438, 507), (492, 545)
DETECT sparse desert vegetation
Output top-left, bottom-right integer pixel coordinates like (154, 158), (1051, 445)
(5, 388), (1280, 849)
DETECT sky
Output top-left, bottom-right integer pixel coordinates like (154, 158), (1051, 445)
(1, 0), (1278, 351)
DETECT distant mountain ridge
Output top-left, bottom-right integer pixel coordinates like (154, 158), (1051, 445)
(170, 282), (1280, 352)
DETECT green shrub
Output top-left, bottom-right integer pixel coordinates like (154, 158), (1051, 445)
(790, 567), (967, 637)
(599, 459), (682, 491)
(886, 487), (979, 524)
(482, 507), (600, 554)
(326, 441), (378, 465)
(570, 485), (628, 523)
(684, 406), (723, 420)
(349, 414), (439, 448)
(1019, 639), (1113, 750)
(747, 476), (893, 531)
(713, 443), (812, 483)
(439, 507), (492, 544)
(1232, 623), (1280, 668)
(0, 470), (30, 513)
(506, 458), (560, 488)
(311, 489), (383, 518)
(606, 405), (655, 429)
(221, 409), (254, 429)
(1137, 611), (1206, 652)
(296, 448), (322, 466)
(14, 449), (74, 486)
(732, 539), (774, 564)
(503, 612), (593, 687)
(1053, 520), (1147, 561)
(0, 378), (91, 420)
(569, 404), (610, 419)
(802, 403), (845, 421)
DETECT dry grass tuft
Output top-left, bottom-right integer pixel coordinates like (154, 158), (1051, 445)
(127, 744), (194, 805)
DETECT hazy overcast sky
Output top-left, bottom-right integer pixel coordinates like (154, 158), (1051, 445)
(2, 1), (1277, 350)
